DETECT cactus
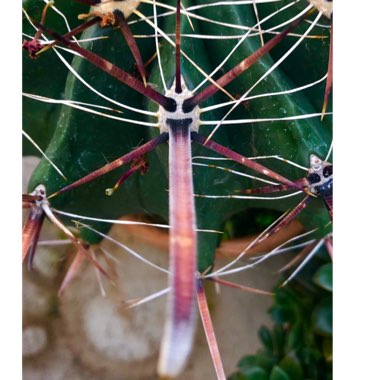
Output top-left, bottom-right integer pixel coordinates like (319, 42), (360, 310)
(22, 0), (332, 378)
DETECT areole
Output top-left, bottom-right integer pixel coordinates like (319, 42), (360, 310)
(158, 77), (201, 134)
(308, 0), (333, 19)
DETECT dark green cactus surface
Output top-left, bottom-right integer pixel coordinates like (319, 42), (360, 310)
(23, 0), (332, 272)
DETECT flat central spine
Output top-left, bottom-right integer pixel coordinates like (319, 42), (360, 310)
(169, 124), (197, 320)
(159, 122), (197, 376)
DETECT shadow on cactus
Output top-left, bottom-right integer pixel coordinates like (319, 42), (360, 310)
(22, 0), (333, 378)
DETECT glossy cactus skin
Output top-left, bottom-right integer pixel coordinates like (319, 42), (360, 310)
(24, 0), (332, 272)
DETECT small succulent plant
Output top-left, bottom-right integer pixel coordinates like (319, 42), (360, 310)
(229, 252), (332, 380)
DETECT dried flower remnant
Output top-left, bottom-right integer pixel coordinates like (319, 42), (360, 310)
(78, 0), (142, 27)
(22, 1), (54, 58)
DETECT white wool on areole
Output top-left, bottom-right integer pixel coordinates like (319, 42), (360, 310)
(94, 0), (142, 19)
(308, 0), (333, 19)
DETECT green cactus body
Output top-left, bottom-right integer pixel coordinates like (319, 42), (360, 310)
(24, 0), (332, 272)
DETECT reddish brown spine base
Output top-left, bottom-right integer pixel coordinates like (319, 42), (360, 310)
(22, 207), (45, 269)
(62, 17), (101, 40)
(114, 10), (148, 85)
(50, 132), (168, 198)
(158, 123), (197, 377)
(191, 132), (302, 189)
(22, 194), (43, 203)
(108, 156), (148, 193)
(323, 193), (333, 221)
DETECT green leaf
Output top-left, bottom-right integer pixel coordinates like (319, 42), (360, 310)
(244, 366), (270, 380)
(312, 296), (332, 336)
(238, 355), (257, 370)
(278, 354), (303, 380)
(272, 324), (286, 357)
(259, 326), (274, 351)
(313, 263), (333, 291)
(238, 352), (276, 374)
(286, 322), (304, 351)
(270, 288), (302, 325)
(269, 366), (291, 380)
(323, 337), (333, 362)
